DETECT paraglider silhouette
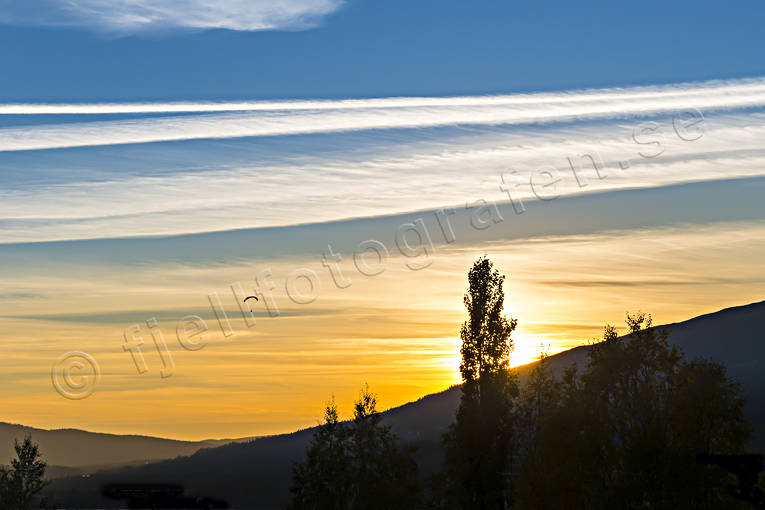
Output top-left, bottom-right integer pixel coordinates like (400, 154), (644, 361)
(244, 295), (259, 312)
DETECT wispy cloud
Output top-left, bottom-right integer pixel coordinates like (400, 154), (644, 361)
(0, 0), (344, 32)
(1, 111), (765, 243)
(3, 78), (765, 115)
(1, 78), (764, 152)
(2, 77), (765, 243)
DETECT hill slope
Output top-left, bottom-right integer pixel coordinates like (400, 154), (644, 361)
(46, 300), (765, 509)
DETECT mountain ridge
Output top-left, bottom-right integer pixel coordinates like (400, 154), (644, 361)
(0, 421), (256, 470)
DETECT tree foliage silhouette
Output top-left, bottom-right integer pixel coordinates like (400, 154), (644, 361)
(515, 351), (558, 464)
(442, 256), (518, 510)
(289, 385), (421, 510)
(515, 313), (751, 509)
(0, 435), (47, 510)
(0, 467), (10, 510)
(289, 398), (353, 509)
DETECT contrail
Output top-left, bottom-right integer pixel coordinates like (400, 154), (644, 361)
(2, 77), (765, 115)
(1, 77), (765, 153)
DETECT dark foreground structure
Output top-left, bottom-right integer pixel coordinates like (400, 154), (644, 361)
(102, 483), (229, 509)
(697, 454), (765, 508)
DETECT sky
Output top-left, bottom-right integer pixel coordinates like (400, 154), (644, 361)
(1, 1), (765, 440)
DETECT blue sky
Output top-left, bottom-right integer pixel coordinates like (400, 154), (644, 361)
(1, 1), (765, 101)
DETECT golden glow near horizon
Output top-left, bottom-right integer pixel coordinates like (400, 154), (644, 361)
(1, 220), (765, 440)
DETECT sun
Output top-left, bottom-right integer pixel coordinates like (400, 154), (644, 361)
(510, 331), (548, 368)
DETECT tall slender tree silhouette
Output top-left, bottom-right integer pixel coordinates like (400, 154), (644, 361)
(442, 256), (518, 510)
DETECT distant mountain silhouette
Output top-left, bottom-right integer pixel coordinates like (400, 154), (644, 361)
(43, 300), (765, 509)
(0, 422), (254, 475)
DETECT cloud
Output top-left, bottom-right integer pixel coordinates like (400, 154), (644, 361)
(2, 77), (765, 243)
(1, 78), (765, 152)
(0, 0), (344, 32)
(1, 114), (765, 244)
(4, 77), (765, 115)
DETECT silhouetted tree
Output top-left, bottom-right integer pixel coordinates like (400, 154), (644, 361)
(515, 313), (751, 510)
(289, 397), (354, 510)
(289, 386), (421, 510)
(515, 351), (558, 463)
(0, 466), (11, 510)
(0, 435), (47, 510)
(348, 385), (421, 509)
(442, 256), (518, 509)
